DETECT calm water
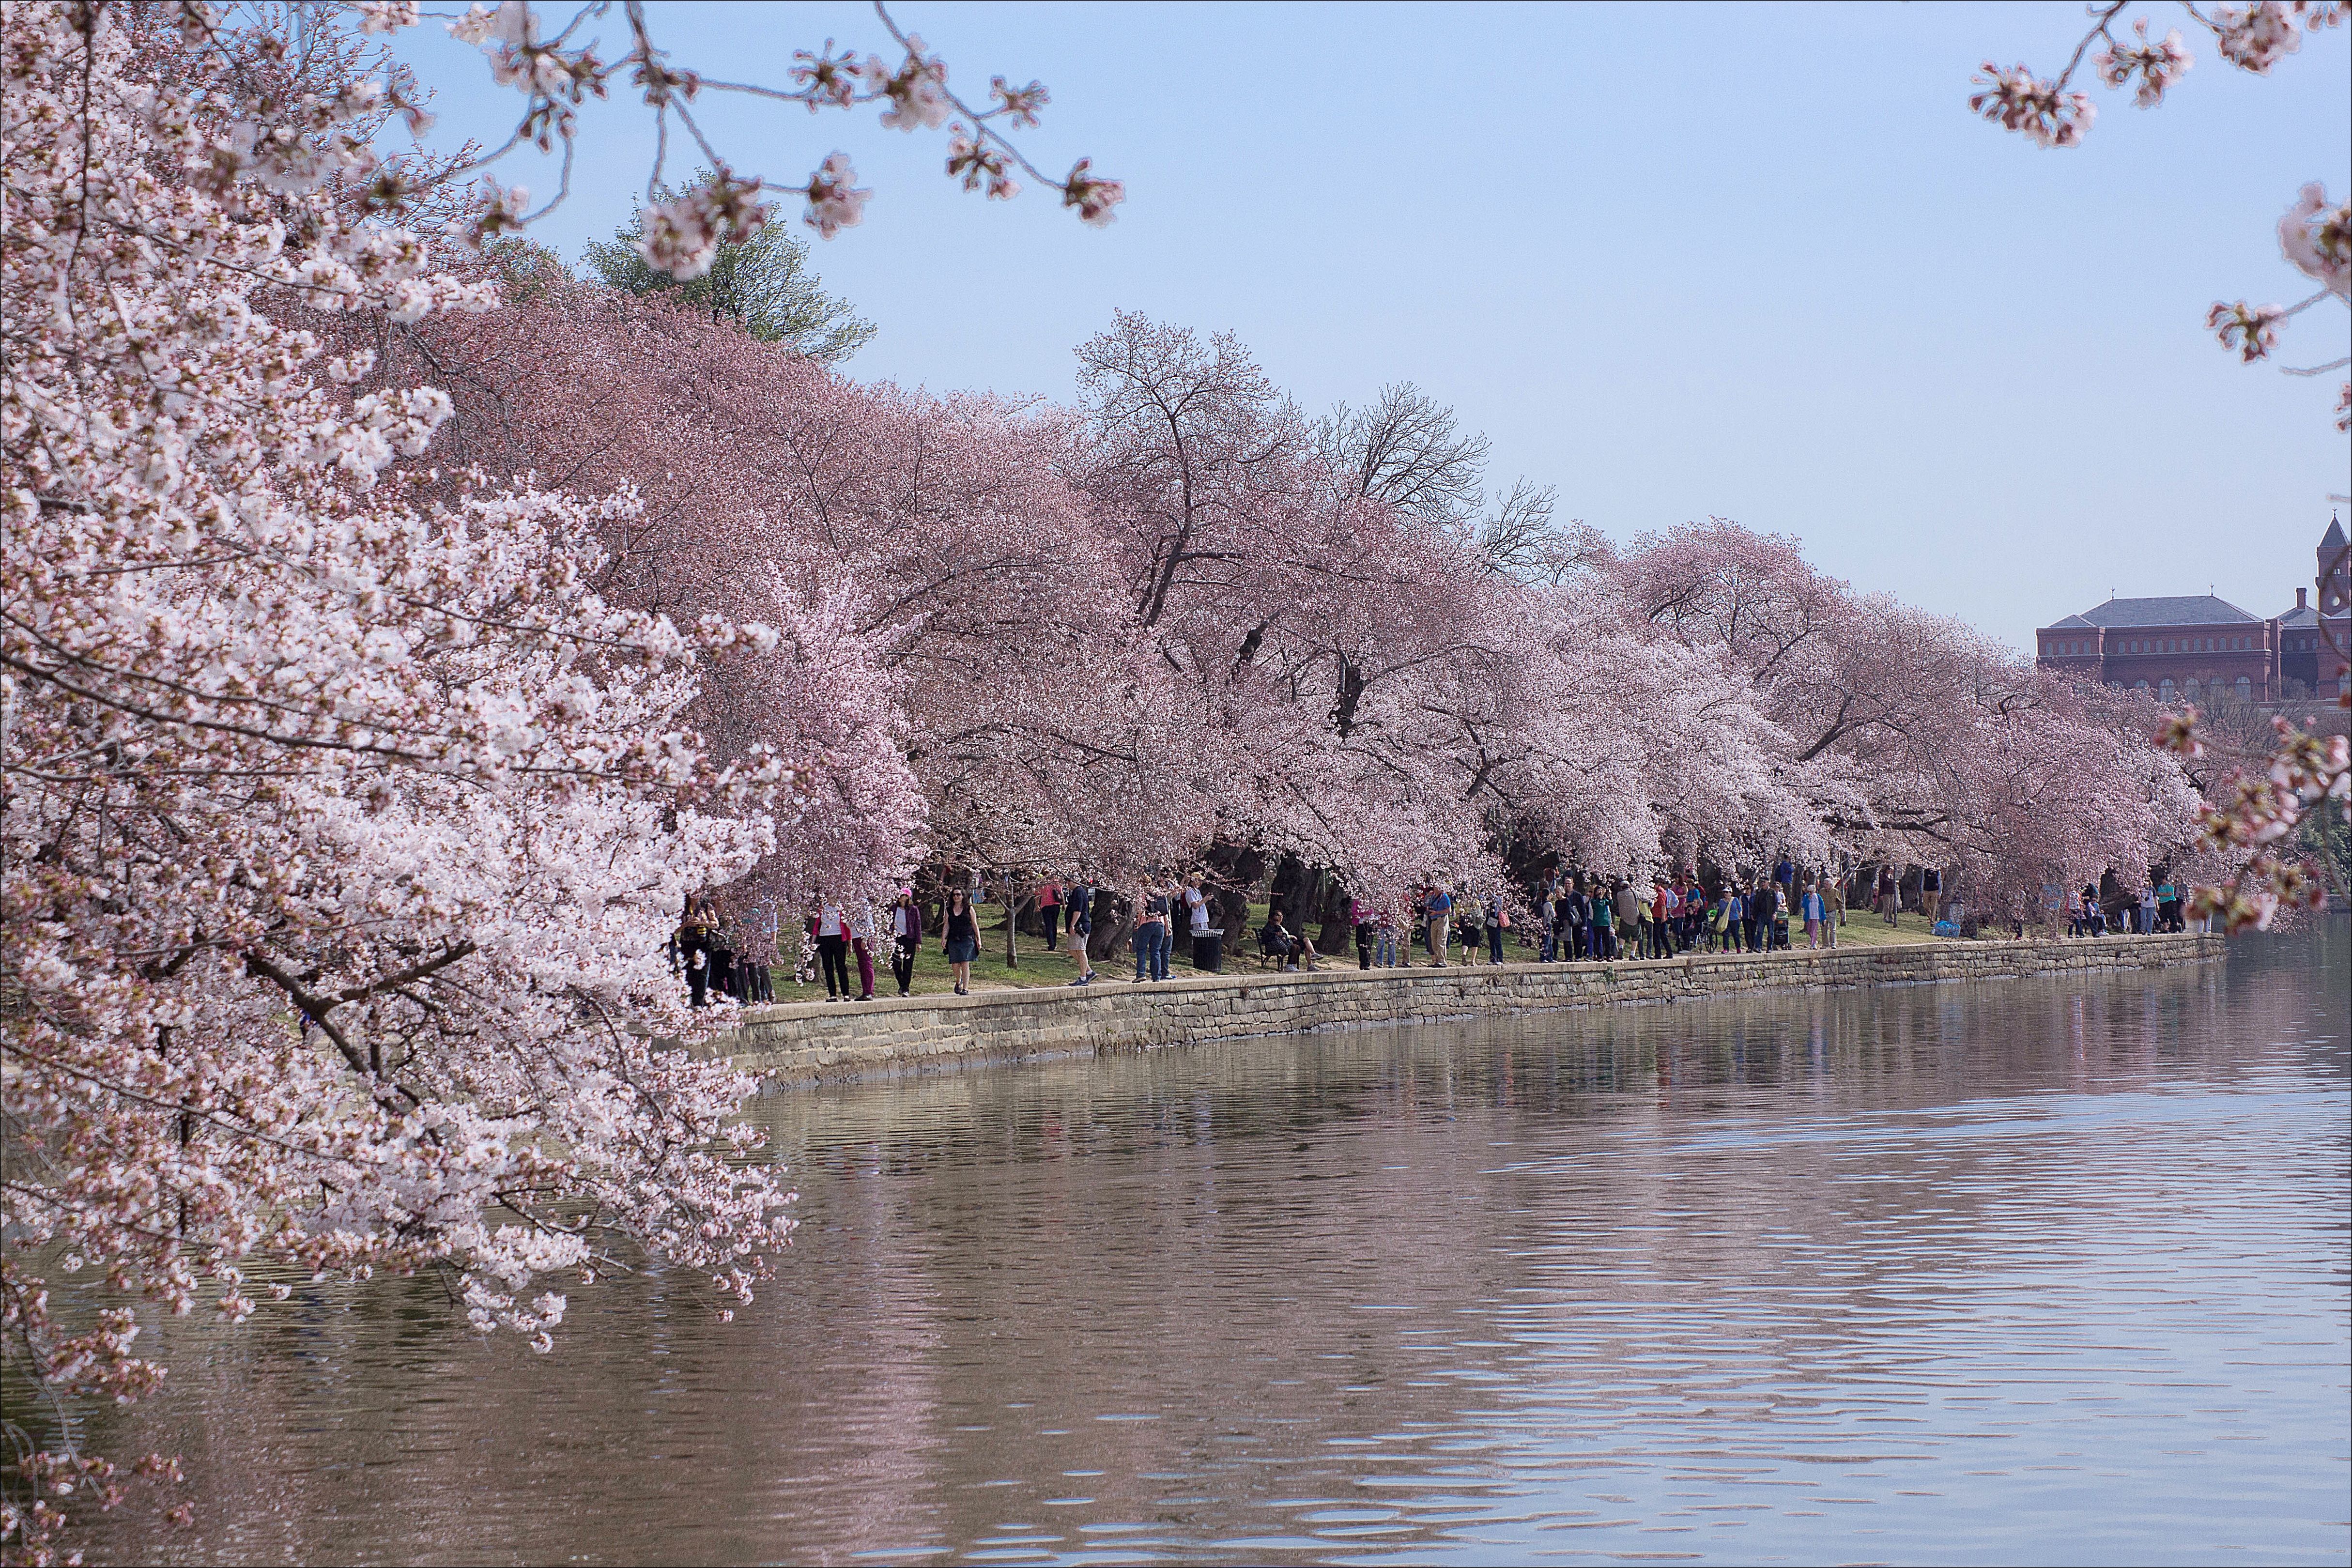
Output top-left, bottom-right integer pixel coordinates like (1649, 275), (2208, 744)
(74, 929), (2351, 1567)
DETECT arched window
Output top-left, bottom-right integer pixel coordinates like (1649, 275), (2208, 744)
(2159, 678), (2176, 702)
(2133, 679), (2150, 691)
(2183, 677), (2201, 700)
(2235, 676), (2251, 700)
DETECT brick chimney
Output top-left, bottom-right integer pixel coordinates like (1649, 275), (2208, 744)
(2298, 586), (2309, 611)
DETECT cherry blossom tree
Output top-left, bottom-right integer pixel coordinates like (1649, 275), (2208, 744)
(0, 7), (814, 1558)
(1615, 521), (2210, 907)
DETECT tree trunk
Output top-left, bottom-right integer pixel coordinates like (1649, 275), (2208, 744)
(1205, 839), (1264, 943)
(1316, 875), (1353, 955)
(1002, 871), (1025, 968)
(1087, 887), (1131, 962)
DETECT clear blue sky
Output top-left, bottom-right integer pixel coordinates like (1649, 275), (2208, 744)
(398, 2), (2350, 649)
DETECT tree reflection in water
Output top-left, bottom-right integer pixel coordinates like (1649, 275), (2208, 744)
(72, 929), (2349, 1566)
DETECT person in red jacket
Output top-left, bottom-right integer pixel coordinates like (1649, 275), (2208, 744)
(1038, 878), (1063, 951)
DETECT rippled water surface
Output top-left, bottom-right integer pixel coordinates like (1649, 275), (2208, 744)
(76, 930), (2351, 1566)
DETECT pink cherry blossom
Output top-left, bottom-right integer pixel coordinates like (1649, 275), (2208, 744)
(1062, 157), (1127, 226)
(1969, 62), (2097, 148)
(2211, 0), (2310, 72)
(803, 152), (872, 237)
(2205, 298), (2287, 360)
(2094, 18), (2194, 107)
(2277, 181), (2352, 298)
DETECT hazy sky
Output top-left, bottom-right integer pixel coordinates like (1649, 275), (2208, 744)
(399, 2), (2350, 648)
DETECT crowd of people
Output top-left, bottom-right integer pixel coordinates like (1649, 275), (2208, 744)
(668, 896), (778, 1007)
(1386, 857), (1852, 970)
(675, 852), (2205, 1007)
(2067, 877), (2193, 937)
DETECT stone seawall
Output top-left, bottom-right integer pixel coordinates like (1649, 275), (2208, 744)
(700, 932), (2226, 1087)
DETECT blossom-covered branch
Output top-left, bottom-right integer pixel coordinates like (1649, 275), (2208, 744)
(1970, 1), (2350, 426)
(423, 0), (1124, 275)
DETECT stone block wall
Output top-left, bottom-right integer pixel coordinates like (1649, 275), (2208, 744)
(693, 933), (2226, 1088)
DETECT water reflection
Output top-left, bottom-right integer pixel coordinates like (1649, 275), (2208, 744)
(76, 929), (2349, 1566)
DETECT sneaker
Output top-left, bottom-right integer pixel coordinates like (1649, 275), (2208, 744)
(953, 984), (968, 996)
(1069, 974), (1094, 986)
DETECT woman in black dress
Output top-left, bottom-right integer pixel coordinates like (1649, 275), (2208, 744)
(941, 886), (981, 996)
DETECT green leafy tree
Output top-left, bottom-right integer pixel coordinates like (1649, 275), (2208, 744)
(582, 177), (877, 362)
(486, 236), (573, 304)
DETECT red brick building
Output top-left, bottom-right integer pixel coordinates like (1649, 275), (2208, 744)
(2035, 515), (2350, 703)
(2280, 514), (2349, 698)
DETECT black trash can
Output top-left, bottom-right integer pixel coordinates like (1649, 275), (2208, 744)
(1192, 929), (1224, 973)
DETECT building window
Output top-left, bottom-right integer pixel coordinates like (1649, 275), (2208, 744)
(2159, 678), (2176, 702)
(2184, 677), (2201, 699)
(2236, 676), (2252, 699)
(2133, 679), (2149, 691)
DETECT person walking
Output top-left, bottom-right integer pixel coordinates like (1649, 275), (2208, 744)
(1877, 866), (1899, 926)
(1065, 877), (1098, 985)
(1614, 878), (1643, 960)
(1589, 882), (1615, 960)
(849, 899), (878, 1000)
(1350, 896), (1374, 969)
(1038, 877), (1063, 952)
(1801, 877), (1826, 949)
(941, 886), (980, 996)
(889, 887), (923, 996)
(810, 892), (852, 1002)
(677, 897), (716, 1006)
(706, 907), (738, 1000)
(1425, 885), (1453, 966)
(1374, 905), (1399, 968)
(1824, 875), (1845, 949)
(1183, 872), (1217, 969)
(1133, 876), (1171, 983)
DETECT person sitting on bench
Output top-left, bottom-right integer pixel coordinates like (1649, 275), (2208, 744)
(1260, 910), (1318, 971)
